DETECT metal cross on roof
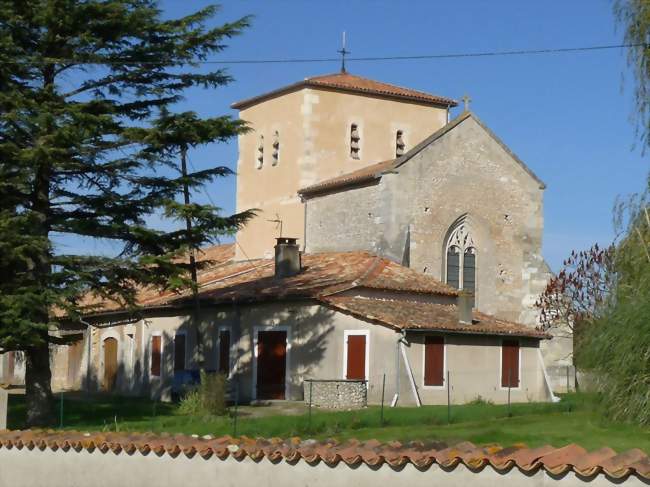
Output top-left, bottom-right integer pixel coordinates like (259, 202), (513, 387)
(337, 31), (350, 73)
(462, 94), (472, 112)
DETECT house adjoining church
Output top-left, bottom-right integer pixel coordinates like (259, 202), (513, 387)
(1, 71), (563, 404)
(61, 239), (554, 406)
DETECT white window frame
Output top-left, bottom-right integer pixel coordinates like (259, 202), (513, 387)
(149, 331), (164, 379)
(173, 330), (188, 372)
(499, 338), (522, 391)
(217, 325), (233, 378)
(251, 325), (291, 401)
(125, 332), (136, 377)
(421, 335), (447, 390)
(342, 329), (370, 382)
(140, 320), (147, 359)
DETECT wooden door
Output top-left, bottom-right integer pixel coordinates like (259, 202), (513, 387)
(256, 331), (287, 399)
(346, 334), (366, 380)
(67, 340), (84, 388)
(103, 337), (118, 392)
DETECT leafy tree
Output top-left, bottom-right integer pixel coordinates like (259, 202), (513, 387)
(614, 0), (650, 149)
(536, 244), (615, 334)
(580, 177), (650, 425)
(535, 243), (615, 365)
(565, 0), (650, 425)
(0, 1), (253, 426)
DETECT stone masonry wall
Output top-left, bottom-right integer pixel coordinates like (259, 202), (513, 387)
(304, 115), (567, 379)
(303, 380), (367, 409)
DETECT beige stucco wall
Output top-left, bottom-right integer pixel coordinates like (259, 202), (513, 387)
(234, 87), (448, 259)
(87, 311), (238, 400)
(406, 333), (547, 405)
(0, 351), (25, 386)
(85, 300), (550, 405)
(2, 447), (644, 487)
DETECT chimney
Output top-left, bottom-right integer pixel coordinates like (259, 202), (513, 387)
(274, 237), (301, 278)
(458, 291), (474, 324)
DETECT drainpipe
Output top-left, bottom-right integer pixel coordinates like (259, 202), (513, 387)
(537, 348), (560, 403)
(391, 330), (422, 408)
(391, 333), (400, 407)
(399, 331), (422, 407)
(302, 196), (308, 253)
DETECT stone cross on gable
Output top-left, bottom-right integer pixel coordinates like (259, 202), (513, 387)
(462, 94), (472, 112)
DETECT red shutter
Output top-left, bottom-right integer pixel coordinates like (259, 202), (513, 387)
(424, 336), (444, 386)
(218, 330), (230, 375)
(501, 340), (519, 387)
(174, 334), (186, 372)
(151, 335), (161, 377)
(346, 335), (366, 380)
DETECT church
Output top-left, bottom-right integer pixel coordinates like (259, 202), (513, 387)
(234, 71), (550, 326)
(1, 70), (566, 405)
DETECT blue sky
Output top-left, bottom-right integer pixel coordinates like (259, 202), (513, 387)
(63, 0), (650, 271)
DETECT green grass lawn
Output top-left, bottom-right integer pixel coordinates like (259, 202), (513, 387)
(7, 393), (650, 452)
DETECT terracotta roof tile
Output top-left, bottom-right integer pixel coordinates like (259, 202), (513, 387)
(76, 247), (546, 339)
(538, 444), (588, 474)
(362, 260), (457, 295)
(298, 159), (395, 196)
(231, 72), (457, 110)
(572, 447), (618, 474)
(85, 250), (458, 315)
(0, 431), (647, 481)
(322, 296), (549, 339)
(600, 449), (650, 478)
(64, 243), (237, 317)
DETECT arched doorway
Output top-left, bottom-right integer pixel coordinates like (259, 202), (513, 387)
(103, 337), (118, 392)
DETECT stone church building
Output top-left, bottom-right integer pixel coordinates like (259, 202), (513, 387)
(232, 71), (559, 355)
(1, 71), (570, 401)
(230, 71), (572, 389)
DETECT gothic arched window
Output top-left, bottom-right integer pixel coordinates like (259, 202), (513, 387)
(445, 220), (477, 303)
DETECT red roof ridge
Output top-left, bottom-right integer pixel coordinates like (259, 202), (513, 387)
(231, 72), (456, 110)
(299, 159), (395, 196)
(306, 72), (457, 104)
(321, 296), (550, 339)
(1, 431), (647, 480)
